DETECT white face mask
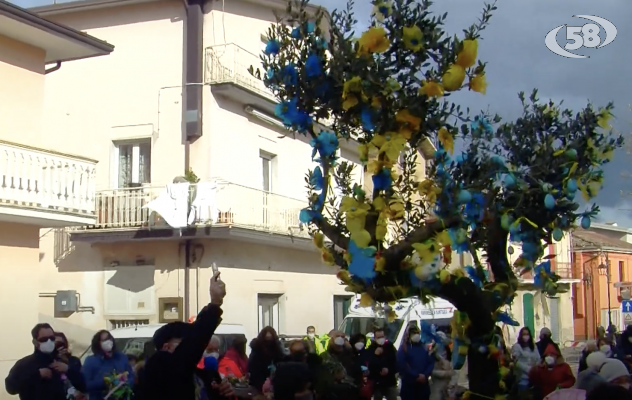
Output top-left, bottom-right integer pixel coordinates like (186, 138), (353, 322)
(101, 340), (114, 352)
(522, 335), (530, 343)
(39, 339), (55, 354)
(600, 345), (611, 355)
(206, 351), (220, 359)
(333, 337), (345, 346)
(354, 342), (364, 351)
(411, 334), (421, 343)
(376, 338), (386, 346)
(545, 356), (555, 365)
(307, 333), (315, 340)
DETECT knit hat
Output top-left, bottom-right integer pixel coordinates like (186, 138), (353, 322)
(153, 322), (192, 349)
(598, 359), (630, 383)
(586, 351), (607, 371)
(543, 343), (560, 357)
(540, 327), (552, 337)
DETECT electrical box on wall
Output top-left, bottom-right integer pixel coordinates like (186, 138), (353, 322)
(158, 297), (184, 323)
(54, 290), (78, 317)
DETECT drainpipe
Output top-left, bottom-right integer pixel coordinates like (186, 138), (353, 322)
(45, 62), (62, 75)
(181, 0), (204, 320)
(184, 239), (192, 319)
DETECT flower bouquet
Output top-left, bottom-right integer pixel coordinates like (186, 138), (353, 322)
(103, 371), (133, 400)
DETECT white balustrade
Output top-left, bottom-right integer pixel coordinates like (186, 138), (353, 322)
(205, 43), (275, 101)
(86, 181), (309, 238)
(0, 141), (97, 217)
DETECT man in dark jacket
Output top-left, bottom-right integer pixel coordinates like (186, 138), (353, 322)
(535, 327), (561, 361)
(136, 271), (233, 400)
(367, 328), (398, 400)
(5, 323), (85, 400)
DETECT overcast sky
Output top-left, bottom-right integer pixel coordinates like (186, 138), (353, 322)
(311, 0), (632, 226)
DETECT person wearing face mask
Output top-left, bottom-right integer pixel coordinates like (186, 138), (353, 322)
(81, 330), (133, 400)
(303, 326), (325, 355)
(218, 336), (248, 379)
(367, 328), (397, 400)
(136, 270), (232, 400)
(315, 330), (361, 400)
(197, 336), (222, 370)
(528, 344), (575, 398)
(248, 326), (285, 393)
(5, 323), (84, 400)
(511, 326), (541, 391)
(396, 325), (434, 400)
(536, 327), (561, 362)
(578, 340), (598, 373)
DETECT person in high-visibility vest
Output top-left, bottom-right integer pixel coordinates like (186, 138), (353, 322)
(303, 326), (326, 355)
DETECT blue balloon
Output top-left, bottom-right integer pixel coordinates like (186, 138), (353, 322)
(552, 228), (563, 241)
(544, 194), (555, 210)
(457, 190), (472, 204)
(503, 174), (515, 187)
(581, 216), (591, 229)
(566, 179), (578, 193)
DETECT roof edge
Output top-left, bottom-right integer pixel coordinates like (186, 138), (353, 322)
(0, 0), (114, 54)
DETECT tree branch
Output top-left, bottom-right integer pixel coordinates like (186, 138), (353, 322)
(485, 215), (516, 285)
(382, 215), (462, 270)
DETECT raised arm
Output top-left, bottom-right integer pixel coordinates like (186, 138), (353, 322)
(172, 271), (226, 370)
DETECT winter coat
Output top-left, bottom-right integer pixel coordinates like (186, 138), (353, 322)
(135, 304), (226, 400)
(429, 354), (456, 400)
(217, 349), (248, 379)
(82, 351), (133, 400)
(247, 339), (285, 392)
(511, 343), (540, 384)
(366, 342), (398, 389)
(529, 344), (575, 398)
(315, 348), (361, 400)
(397, 342), (435, 400)
(5, 350), (86, 400)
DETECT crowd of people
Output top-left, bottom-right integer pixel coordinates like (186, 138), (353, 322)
(5, 273), (632, 400)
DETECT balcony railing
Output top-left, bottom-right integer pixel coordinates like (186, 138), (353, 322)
(79, 181), (309, 237)
(0, 140), (96, 222)
(204, 43), (275, 102)
(554, 262), (576, 280)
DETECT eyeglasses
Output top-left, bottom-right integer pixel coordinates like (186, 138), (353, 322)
(37, 336), (54, 343)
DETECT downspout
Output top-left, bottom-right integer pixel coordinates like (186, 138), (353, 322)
(184, 239), (192, 319)
(45, 62), (62, 75)
(182, 0), (204, 320)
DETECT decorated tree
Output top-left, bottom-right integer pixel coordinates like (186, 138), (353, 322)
(251, 0), (623, 397)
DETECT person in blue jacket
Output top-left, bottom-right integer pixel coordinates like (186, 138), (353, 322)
(396, 324), (435, 400)
(82, 330), (134, 400)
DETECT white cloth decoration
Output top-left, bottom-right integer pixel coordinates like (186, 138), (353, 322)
(143, 183), (190, 228)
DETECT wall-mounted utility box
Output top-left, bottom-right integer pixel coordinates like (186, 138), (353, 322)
(158, 297), (183, 323)
(54, 290), (78, 317)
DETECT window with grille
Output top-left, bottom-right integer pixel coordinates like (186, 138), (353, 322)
(109, 319), (150, 330)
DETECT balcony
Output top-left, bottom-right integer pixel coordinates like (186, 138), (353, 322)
(70, 181), (311, 244)
(0, 140), (96, 227)
(205, 43), (278, 114)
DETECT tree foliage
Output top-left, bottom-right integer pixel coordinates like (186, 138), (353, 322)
(252, 0), (623, 397)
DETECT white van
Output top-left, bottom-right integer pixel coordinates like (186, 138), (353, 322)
(339, 296), (455, 349)
(80, 323), (249, 362)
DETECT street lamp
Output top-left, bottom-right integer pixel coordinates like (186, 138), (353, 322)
(598, 252), (612, 328)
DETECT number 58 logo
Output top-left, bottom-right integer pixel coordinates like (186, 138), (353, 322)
(545, 15), (617, 59)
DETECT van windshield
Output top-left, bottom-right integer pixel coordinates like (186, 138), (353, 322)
(80, 334), (245, 363)
(339, 317), (404, 343)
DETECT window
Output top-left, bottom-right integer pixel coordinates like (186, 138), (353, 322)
(258, 294), (281, 333)
(115, 140), (151, 188)
(620, 261), (626, 282)
(259, 151), (275, 192)
(333, 295), (353, 330)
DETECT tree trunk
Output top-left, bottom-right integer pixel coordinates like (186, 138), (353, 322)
(467, 345), (500, 399)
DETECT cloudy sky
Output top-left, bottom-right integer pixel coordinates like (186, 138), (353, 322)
(311, 0), (632, 225)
